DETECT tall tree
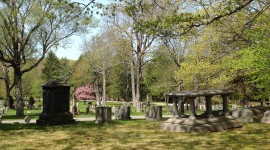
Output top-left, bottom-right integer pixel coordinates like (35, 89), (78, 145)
(83, 29), (118, 105)
(107, 0), (256, 111)
(0, 0), (95, 116)
(0, 62), (14, 108)
(41, 51), (61, 82)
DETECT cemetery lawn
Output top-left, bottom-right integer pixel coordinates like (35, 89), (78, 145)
(0, 120), (270, 150)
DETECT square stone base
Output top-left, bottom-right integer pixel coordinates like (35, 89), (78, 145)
(36, 112), (75, 126)
(161, 116), (243, 133)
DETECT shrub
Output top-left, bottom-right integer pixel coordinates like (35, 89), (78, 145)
(75, 85), (95, 100)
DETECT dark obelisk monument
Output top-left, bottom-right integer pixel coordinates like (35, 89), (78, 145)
(36, 80), (75, 125)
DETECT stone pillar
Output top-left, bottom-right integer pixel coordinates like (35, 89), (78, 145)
(178, 98), (185, 117)
(222, 95), (229, 115)
(95, 107), (112, 124)
(188, 97), (196, 119)
(36, 80), (75, 126)
(205, 96), (213, 117)
(172, 97), (178, 117)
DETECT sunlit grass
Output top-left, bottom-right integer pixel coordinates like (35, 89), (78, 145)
(0, 120), (269, 150)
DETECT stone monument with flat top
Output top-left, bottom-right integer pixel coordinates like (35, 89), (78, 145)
(36, 80), (75, 125)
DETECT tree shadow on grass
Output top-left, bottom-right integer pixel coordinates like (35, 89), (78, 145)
(0, 119), (134, 131)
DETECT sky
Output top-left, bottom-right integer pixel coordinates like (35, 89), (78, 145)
(55, 0), (111, 60)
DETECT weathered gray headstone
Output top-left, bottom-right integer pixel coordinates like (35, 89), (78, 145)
(0, 108), (4, 115)
(261, 110), (270, 124)
(24, 116), (31, 124)
(95, 107), (112, 124)
(115, 103), (131, 120)
(146, 106), (162, 121)
(232, 109), (254, 123)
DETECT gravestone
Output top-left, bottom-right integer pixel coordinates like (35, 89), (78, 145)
(145, 106), (162, 121)
(95, 106), (112, 124)
(261, 110), (270, 124)
(71, 94), (78, 116)
(24, 116), (31, 124)
(115, 103), (131, 120)
(0, 108), (4, 115)
(36, 80), (75, 125)
(0, 115), (2, 125)
(232, 109), (254, 123)
(85, 102), (92, 115)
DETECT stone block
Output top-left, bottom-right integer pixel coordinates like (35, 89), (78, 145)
(145, 106), (162, 121)
(261, 110), (270, 124)
(95, 107), (112, 124)
(115, 103), (131, 120)
(161, 116), (243, 133)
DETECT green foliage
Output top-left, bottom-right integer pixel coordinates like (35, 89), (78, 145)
(42, 51), (74, 82)
(108, 63), (131, 101)
(42, 51), (61, 82)
(144, 49), (177, 100)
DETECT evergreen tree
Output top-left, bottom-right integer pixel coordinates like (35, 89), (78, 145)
(42, 51), (61, 82)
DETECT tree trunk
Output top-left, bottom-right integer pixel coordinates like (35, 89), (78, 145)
(2, 65), (11, 109)
(94, 72), (101, 106)
(14, 68), (24, 117)
(102, 63), (106, 106)
(135, 51), (143, 112)
(130, 60), (136, 106)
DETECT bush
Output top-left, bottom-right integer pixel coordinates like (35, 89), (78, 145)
(75, 85), (95, 100)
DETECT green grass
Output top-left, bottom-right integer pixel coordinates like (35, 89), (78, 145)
(0, 120), (269, 149)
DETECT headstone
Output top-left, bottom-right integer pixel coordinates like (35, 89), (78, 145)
(24, 116), (31, 124)
(145, 106), (162, 121)
(85, 102), (92, 115)
(231, 105), (237, 110)
(232, 109), (254, 123)
(261, 110), (270, 124)
(115, 103), (131, 120)
(95, 107), (112, 124)
(12, 122), (19, 125)
(0, 115), (2, 125)
(36, 80), (75, 125)
(0, 108), (4, 115)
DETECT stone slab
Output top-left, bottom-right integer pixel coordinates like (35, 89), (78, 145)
(161, 116), (243, 133)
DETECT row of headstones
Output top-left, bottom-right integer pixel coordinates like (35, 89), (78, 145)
(95, 104), (162, 124)
(0, 108), (31, 126)
(232, 107), (270, 123)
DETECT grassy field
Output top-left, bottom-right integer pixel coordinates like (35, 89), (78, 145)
(0, 119), (270, 150)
